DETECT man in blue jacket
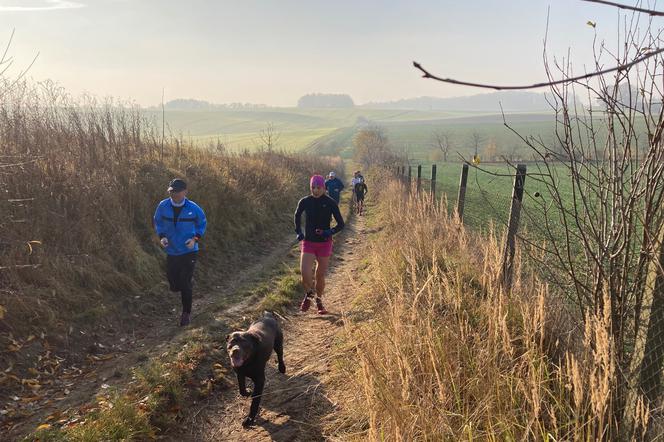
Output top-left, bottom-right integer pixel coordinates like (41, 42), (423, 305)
(324, 171), (344, 204)
(154, 178), (207, 326)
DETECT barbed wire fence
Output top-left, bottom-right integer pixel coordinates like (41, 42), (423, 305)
(392, 161), (664, 436)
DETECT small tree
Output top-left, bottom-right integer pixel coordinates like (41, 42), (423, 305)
(431, 129), (452, 162)
(258, 122), (280, 151)
(353, 125), (398, 168)
(482, 138), (498, 162)
(469, 130), (484, 158)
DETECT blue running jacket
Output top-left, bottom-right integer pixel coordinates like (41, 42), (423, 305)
(153, 198), (207, 256)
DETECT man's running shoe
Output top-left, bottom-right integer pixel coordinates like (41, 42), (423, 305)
(300, 291), (313, 312)
(315, 298), (328, 315)
(180, 312), (191, 327)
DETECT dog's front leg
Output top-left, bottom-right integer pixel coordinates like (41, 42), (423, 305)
(237, 372), (250, 397)
(242, 374), (265, 427)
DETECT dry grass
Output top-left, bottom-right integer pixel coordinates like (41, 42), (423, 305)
(327, 176), (651, 441)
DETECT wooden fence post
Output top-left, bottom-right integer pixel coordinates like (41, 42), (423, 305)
(416, 165), (422, 194)
(500, 164), (527, 289)
(456, 163), (469, 221)
(408, 165), (412, 191)
(430, 164), (437, 200)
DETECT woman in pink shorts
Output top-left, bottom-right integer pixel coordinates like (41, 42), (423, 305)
(294, 175), (345, 314)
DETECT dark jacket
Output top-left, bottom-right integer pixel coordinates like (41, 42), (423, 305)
(325, 177), (344, 203)
(294, 195), (344, 242)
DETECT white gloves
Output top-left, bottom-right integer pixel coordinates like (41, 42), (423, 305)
(160, 237), (169, 248)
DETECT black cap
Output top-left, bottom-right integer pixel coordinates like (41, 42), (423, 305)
(167, 178), (187, 192)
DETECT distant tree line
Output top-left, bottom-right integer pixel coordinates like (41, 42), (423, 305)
(152, 99), (269, 111)
(297, 93), (354, 108)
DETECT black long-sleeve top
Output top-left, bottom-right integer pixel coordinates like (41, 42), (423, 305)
(294, 195), (345, 242)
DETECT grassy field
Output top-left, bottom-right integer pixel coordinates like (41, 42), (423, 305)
(381, 115), (556, 161)
(407, 162), (576, 246)
(143, 107), (557, 158)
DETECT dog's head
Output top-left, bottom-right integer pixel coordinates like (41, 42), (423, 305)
(226, 332), (257, 368)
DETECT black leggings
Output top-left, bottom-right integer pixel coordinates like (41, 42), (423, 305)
(166, 252), (197, 314)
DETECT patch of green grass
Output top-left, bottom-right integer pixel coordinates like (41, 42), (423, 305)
(258, 272), (301, 314)
(65, 395), (155, 442)
(29, 395), (154, 442)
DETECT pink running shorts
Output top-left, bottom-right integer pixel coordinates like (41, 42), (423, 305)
(301, 240), (333, 257)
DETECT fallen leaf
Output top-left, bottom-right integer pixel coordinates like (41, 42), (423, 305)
(36, 423), (51, 431)
(101, 383), (110, 389)
(0, 305), (4, 319)
(21, 378), (41, 389)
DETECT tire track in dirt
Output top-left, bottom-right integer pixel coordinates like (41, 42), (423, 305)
(176, 213), (368, 441)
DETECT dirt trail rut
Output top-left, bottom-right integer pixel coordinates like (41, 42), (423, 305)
(177, 214), (367, 441)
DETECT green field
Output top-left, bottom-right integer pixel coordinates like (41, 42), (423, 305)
(144, 107), (557, 159)
(409, 162), (577, 247)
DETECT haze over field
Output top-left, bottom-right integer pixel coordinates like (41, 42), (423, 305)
(3, 0), (622, 106)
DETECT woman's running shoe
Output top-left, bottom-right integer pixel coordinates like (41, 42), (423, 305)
(300, 290), (314, 312)
(315, 298), (328, 315)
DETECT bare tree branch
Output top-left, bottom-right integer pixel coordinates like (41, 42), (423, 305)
(0, 28), (15, 67)
(412, 46), (664, 90)
(582, 0), (664, 17)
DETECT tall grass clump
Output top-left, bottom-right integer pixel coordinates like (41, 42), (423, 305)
(328, 175), (650, 441)
(0, 80), (339, 381)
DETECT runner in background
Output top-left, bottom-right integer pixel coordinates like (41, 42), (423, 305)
(324, 171), (344, 204)
(353, 174), (368, 215)
(350, 171), (361, 206)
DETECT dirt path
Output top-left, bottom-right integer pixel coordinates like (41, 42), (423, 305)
(4, 235), (298, 440)
(176, 213), (367, 441)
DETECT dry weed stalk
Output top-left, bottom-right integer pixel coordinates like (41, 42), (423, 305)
(328, 178), (650, 441)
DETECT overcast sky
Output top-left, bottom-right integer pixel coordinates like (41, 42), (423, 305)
(1, 0), (633, 106)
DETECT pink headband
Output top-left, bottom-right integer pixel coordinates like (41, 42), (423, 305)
(310, 175), (325, 189)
